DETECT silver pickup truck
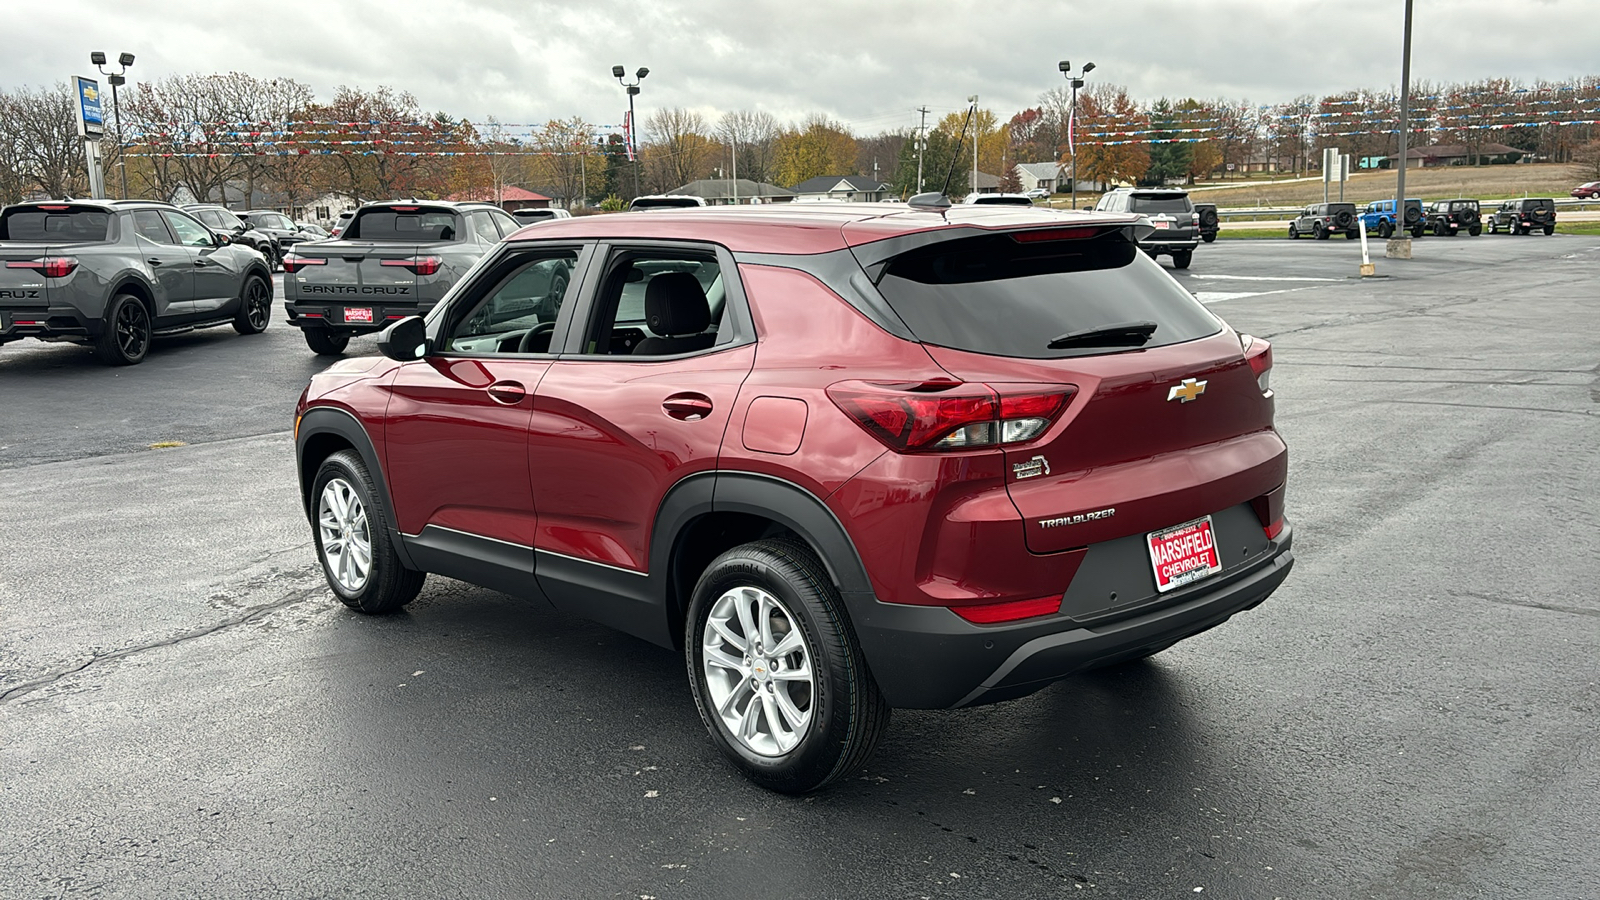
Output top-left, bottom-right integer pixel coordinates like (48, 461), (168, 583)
(0, 199), (273, 365)
(281, 200), (521, 355)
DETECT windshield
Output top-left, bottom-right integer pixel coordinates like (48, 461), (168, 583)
(1128, 195), (1191, 214)
(0, 207), (111, 242)
(346, 208), (460, 241)
(874, 231), (1221, 359)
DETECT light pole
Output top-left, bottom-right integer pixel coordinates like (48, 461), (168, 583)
(1058, 59), (1094, 210)
(968, 95), (978, 196)
(92, 50), (134, 200)
(612, 64), (648, 199)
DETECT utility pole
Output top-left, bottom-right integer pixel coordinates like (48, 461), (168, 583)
(916, 106), (929, 193)
(969, 95), (979, 195)
(731, 136), (738, 205)
(1393, 0), (1415, 254)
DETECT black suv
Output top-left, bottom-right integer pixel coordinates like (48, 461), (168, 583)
(1425, 199), (1482, 237)
(1194, 202), (1219, 243)
(1093, 188), (1200, 268)
(1488, 198), (1557, 236)
(184, 205), (279, 265)
(1289, 203), (1360, 240)
(237, 209), (312, 267)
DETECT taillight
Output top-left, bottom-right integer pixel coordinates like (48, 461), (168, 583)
(6, 256), (78, 277)
(827, 381), (1074, 453)
(1012, 226), (1102, 243)
(1263, 518), (1285, 540)
(951, 595), (1063, 624)
(37, 204), (71, 211)
(281, 253), (325, 274)
(381, 255), (442, 276)
(1240, 333), (1272, 396)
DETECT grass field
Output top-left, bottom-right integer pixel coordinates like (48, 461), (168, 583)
(1185, 163), (1589, 208)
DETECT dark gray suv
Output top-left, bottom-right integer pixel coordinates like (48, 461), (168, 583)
(0, 200), (274, 365)
(282, 200), (521, 355)
(1093, 188), (1200, 268)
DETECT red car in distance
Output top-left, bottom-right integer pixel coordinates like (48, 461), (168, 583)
(1572, 181), (1600, 199)
(293, 200), (1293, 792)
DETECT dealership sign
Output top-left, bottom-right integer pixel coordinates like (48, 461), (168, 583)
(72, 76), (105, 138)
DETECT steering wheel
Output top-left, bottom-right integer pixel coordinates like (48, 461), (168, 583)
(516, 321), (557, 354)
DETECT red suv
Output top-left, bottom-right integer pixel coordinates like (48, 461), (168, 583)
(294, 202), (1293, 792)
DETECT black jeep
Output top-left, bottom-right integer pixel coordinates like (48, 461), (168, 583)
(1488, 198), (1556, 236)
(1425, 199), (1482, 237)
(1194, 202), (1219, 243)
(1289, 203), (1360, 240)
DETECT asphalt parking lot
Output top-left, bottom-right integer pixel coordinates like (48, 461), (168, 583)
(3, 234), (1598, 898)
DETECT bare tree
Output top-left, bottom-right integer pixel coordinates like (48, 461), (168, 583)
(0, 84), (90, 202)
(715, 110), (780, 184)
(530, 117), (600, 207)
(643, 107), (716, 191)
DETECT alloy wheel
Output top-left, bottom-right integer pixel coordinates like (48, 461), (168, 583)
(246, 279), (270, 330)
(318, 477), (372, 593)
(702, 585), (814, 757)
(116, 300), (149, 359)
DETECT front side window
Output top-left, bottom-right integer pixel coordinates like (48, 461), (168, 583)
(469, 212), (502, 243)
(164, 212), (215, 248)
(445, 250), (579, 354)
(580, 251), (728, 357)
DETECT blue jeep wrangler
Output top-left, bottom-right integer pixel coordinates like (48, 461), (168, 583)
(1359, 199), (1426, 239)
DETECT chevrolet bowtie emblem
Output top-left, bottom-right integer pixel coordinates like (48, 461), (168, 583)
(1166, 378), (1207, 403)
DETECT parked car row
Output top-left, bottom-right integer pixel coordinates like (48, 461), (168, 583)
(1285, 197), (1560, 240)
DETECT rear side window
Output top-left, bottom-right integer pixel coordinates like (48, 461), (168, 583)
(1128, 194), (1191, 214)
(346, 208), (460, 241)
(0, 207), (111, 242)
(874, 231), (1221, 359)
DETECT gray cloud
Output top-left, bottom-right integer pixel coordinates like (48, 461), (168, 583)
(12, 0), (1596, 133)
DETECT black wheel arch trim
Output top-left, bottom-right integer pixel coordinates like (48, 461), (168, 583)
(295, 405), (417, 570)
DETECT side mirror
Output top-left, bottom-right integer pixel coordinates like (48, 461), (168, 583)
(377, 315), (429, 361)
(213, 231), (231, 246)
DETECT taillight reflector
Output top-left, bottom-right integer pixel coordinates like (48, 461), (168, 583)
(827, 382), (1074, 453)
(6, 256), (78, 277)
(1240, 334), (1273, 395)
(381, 255), (442, 276)
(1011, 227), (1101, 243)
(951, 595), (1063, 624)
(281, 254), (326, 273)
(1263, 518), (1285, 540)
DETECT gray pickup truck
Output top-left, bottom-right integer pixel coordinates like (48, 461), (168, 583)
(281, 200), (520, 355)
(0, 200), (274, 365)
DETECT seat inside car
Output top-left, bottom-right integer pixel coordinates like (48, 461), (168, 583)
(635, 272), (715, 355)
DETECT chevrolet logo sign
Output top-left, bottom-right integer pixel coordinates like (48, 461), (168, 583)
(1166, 378), (1207, 403)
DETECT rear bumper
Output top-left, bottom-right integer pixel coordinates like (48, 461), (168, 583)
(0, 305), (99, 343)
(1138, 233), (1200, 253)
(850, 523), (1293, 709)
(284, 300), (428, 334)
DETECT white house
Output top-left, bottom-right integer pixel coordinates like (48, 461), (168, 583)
(790, 175), (894, 203)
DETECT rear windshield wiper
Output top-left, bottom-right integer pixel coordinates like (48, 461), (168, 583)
(1047, 321), (1159, 350)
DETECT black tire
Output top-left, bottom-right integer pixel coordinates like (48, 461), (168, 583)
(685, 539), (890, 794)
(1543, 225), (1554, 236)
(1201, 232), (1217, 243)
(232, 274), (271, 335)
(310, 449), (425, 614)
(1432, 220), (1446, 237)
(1379, 220), (1394, 239)
(1314, 224), (1329, 240)
(1287, 223), (1299, 239)
(1411, 225), (1425, 239)
(304, 328), (350, 356)
(1519, 224), (1531, 236)
(93, 293), (151, 365)
(1468, 225), (1481, 237)
(1488, 220), (1499, 234)
(1170, 250), (1193, 269)
(1345, 230), (1360, 239)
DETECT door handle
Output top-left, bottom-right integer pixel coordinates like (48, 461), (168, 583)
(486, 380), (527, 405)
(193, 259), (212, 267)
(662, 393), (713, 421)
(148, 258), (163, 266)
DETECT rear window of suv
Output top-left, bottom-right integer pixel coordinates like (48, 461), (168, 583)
(874, 230), (1221, 359)
(1127, 194), (1191, 214)
(346, 207), (460, 241)
(0, 206), (111, 242)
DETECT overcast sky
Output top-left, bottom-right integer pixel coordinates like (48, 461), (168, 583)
(8, 0), (1595, 133)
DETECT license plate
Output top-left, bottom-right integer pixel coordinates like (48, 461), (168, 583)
(343, 307), (373, 323)
(1152, 220), (1169, 229)
(1147, 516), (1222, 593)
